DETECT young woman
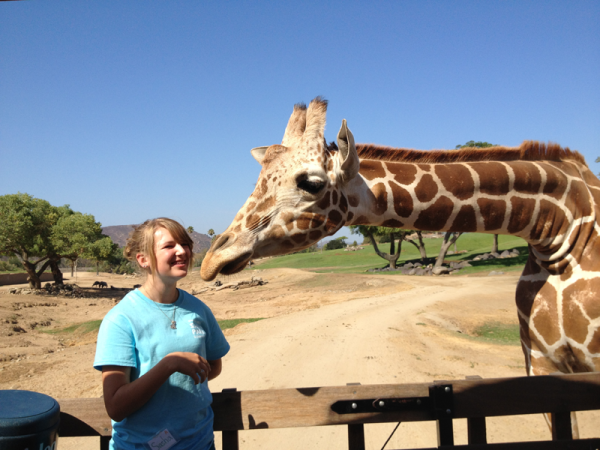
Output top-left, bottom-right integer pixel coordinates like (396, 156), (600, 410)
(94, 218), (229, 450)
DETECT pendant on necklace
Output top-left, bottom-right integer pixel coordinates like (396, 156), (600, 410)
(171, 321), (177, 329)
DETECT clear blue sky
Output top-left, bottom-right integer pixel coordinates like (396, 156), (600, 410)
(1, 1), (599, 241)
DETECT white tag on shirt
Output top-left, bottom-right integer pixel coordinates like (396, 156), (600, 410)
(146, 429), (178, 450)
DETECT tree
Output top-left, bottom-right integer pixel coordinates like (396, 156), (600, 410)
(187, 226), (194, 234)
(0, 193), (58, 288)
(456, 140), (500, 254)
(208, 228), (216, 242)
(455, 140), (496, 149)
(0, 193), (116, 287)
(51, 211), (115, 278)
(349, 226), (404, 269)
(434, 231), (463, 273)
(324, 236), (347, 250)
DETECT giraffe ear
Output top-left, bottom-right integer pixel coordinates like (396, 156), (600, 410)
(250, 146), (268, 165)
(337, 119), (359, 181)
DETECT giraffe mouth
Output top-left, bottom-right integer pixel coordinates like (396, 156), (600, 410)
(220, 251), (253, 275)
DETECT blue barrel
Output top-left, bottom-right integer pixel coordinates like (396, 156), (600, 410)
(0, 390), (60, 450)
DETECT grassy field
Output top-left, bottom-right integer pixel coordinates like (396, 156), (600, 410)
(42, 318), (264, 336)
(249, 233), (529, 276)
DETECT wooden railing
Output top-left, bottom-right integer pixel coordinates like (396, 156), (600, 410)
(58, 372), (600, 450)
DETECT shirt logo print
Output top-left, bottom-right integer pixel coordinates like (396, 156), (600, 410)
(189, 318), (206, 339)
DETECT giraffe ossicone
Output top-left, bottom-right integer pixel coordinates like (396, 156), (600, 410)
(201, 97), (600, 385)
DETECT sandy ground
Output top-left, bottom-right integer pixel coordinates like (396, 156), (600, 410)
(1, 268), (598, 449)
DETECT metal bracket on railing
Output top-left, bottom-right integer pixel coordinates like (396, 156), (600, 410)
(331, 384), (453, 420)
(429, 384), (454, 419)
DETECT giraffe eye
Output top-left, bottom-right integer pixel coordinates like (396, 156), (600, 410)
(297, 179), (325, 195)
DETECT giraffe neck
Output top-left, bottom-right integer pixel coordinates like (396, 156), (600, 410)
(343, 158), (597, 266)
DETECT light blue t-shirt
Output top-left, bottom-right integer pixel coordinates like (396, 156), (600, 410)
(94, 289), (230, 450)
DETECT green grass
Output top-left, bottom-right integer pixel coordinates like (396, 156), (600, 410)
(41, 318), (264, 335)
(41, 320), (102, 335)
(217, 318), (263, 330)
(470, 322), (521, 346)
(248, 233), (528, 275)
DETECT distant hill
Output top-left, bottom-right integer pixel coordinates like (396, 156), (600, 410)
(102, 225), (212, 253)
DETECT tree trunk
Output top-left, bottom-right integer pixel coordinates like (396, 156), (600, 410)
(367, 231), (402, 268)
(492, 234), (499, 254)
(49, 258), (64, 285)
(22, 260), (41, 289)
(405, 231), (427, 262)
(96, 260), (99, 275)
(435, 232), (463, 269)
(21, 258), (51, 289)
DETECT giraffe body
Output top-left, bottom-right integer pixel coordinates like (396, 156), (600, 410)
(201, 97), (600, 380)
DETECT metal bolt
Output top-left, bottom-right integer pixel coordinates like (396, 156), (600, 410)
(378, 400), (385, 407)
(445, 387), (450, 393)
(446, 409), (452, 415)
(351, 403), (358, 410)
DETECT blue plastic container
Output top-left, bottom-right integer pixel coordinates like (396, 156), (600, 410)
(0, 390), (60, 450)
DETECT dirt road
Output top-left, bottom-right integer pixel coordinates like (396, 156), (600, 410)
(1, 269), (598, 448)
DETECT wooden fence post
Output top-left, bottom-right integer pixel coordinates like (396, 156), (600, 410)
(347, 383), (365, 450)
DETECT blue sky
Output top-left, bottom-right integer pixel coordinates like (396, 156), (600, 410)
(1, 1), (599, 242)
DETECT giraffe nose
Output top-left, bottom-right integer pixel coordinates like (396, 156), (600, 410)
(210, 233), (234, 253)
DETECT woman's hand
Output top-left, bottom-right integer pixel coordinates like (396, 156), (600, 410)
(164, 352), (212, 384)
(102, 352), (216, 421)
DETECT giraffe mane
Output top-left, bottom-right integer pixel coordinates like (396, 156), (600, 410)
(356, 140), (587, 166)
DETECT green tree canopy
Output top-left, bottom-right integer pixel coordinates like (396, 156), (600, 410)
(0, 193), (59, 287)
(455, 140), (497, 149)
(0, 193), (115, 287)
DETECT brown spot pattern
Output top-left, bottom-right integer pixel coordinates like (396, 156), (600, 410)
(360, 160), (386, 181)
(452, 205), (477, 232)
(369, 183), (388, 216)
(414, 196), (454, 230)
(266, 225), (286, 240)
(310, 214), (326, 229)
(290, 233), (307, 244)
(309, 230), (323, 241)
(339, 194), (348, 213)
(414, 174), (438, 203)
(389, 180), (413, 218)
(542, 166), (569, 200)
(511, 162), (542, 193)
(332, 191), (338, 205)
(382, 219), (404, 228)
(564, 180), (592, 218)
(317, 191), (331, 210)
(472, 162), (510, 196)
(255, 196), (275, 213)
(296, 213), (313, 230)
(508, 197), (536, 234)
(529, 199), (568, 242)
(435, 164), (475, 200)
(348, 195), (359, 207)
(389, 162), (417, 185)
(477, 199), (507, 231)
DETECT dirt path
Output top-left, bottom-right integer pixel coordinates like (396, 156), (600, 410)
(0, 269), (598, 448)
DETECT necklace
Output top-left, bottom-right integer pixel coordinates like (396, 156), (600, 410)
(141, 287), (178, 329)
(156, 304), (177, 329)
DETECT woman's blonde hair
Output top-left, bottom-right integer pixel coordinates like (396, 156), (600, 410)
(124, 218), (194, 274)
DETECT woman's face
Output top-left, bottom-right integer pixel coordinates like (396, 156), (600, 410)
(151, 227), (192, 281)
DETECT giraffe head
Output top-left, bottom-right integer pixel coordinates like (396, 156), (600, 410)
(200, 97), (360, 281)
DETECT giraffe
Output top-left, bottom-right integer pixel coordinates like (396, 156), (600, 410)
(201, 97), (600, 433)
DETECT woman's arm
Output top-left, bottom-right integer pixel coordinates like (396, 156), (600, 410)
(102, 352), (212, 422)
(207, 358), (222, 381)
